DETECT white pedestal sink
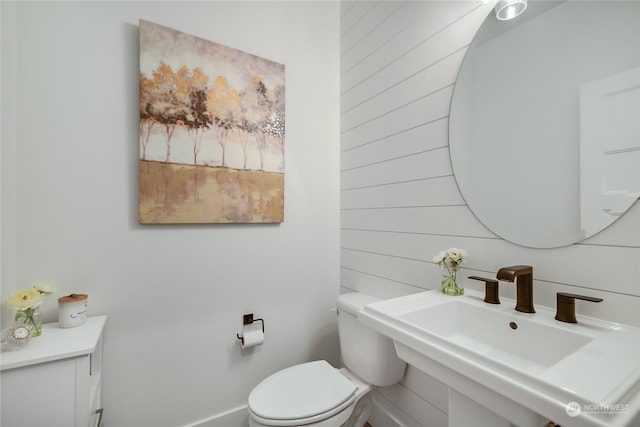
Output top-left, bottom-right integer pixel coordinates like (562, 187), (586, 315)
(359, 289), (640, 427)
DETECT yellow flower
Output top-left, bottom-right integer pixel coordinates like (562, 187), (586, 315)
(33, 281), (56, 295)
(7, 288), (42, 311)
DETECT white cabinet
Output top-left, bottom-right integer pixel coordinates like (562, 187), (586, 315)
(1, 316), (107, 427)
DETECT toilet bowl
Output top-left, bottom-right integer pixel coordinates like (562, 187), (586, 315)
(247, 293), (406, 427)
(248, 361), (372, 427)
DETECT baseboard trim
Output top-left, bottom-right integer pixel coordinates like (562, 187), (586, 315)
(185, 392), (417, 427)
(185, 404), (249, 427)
(369, 391), (421, 427)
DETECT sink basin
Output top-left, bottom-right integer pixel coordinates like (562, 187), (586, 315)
(359, 290), (640, 427)
(400, 300), (592, 370)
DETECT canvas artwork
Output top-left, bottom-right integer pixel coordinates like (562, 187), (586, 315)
(138, 20), (285, 223)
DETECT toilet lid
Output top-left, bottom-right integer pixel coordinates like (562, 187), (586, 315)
(248, 360), (357, 421)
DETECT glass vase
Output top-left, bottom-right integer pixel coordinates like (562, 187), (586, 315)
(15, 306), (43, 337)
(441, 274), (464, 296)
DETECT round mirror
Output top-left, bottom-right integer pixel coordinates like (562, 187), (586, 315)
(450, 1), (640, 248)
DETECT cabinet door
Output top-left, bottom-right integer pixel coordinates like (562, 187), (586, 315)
(1, 358), (77, 427)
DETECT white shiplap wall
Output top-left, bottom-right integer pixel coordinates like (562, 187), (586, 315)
(340, 1), (640, 426)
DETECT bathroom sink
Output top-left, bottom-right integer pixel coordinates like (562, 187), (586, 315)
(359, 290), (640, 427)
(399, 299), (592, 370)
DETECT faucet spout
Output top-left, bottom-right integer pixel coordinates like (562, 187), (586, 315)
(496, 265), (535, 313)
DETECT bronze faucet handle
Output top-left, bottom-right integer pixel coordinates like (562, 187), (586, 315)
(469, 276), (500, 304)
(555, 292), (603, 323)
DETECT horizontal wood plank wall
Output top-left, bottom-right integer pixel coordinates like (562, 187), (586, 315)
(340, 1), (640, 425)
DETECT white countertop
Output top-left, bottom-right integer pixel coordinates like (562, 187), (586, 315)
(0, 315), (107, 371)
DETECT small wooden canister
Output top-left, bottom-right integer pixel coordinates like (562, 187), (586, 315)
(58, 293), (88, 328)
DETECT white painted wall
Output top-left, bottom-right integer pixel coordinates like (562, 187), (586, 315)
(340, 1), (640, 426)
(1, 1), (340, 426)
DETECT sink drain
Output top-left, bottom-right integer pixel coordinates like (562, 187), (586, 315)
(509, 322), (518, 330)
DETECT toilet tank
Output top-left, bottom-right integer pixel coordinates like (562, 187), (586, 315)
(337, 293), (406, 387)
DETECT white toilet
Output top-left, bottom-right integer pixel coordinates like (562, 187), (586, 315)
(247, 293), (407, 427)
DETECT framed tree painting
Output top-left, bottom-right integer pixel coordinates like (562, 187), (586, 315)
(138, 20), (285, 223)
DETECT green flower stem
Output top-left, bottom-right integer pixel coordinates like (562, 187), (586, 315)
(441, 270), (464, 296)
(441, 270), (457, 287)
(15, 307), (42, 337)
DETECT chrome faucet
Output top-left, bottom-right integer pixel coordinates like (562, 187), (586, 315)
(496, 265), (535, 313)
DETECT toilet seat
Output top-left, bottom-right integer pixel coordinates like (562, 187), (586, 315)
(248, 360), (357, 426)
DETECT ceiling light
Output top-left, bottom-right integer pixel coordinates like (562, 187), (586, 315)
(495, 0), (528, 21)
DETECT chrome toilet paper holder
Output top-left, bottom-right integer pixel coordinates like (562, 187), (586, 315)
(236, 313), (264, 345)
